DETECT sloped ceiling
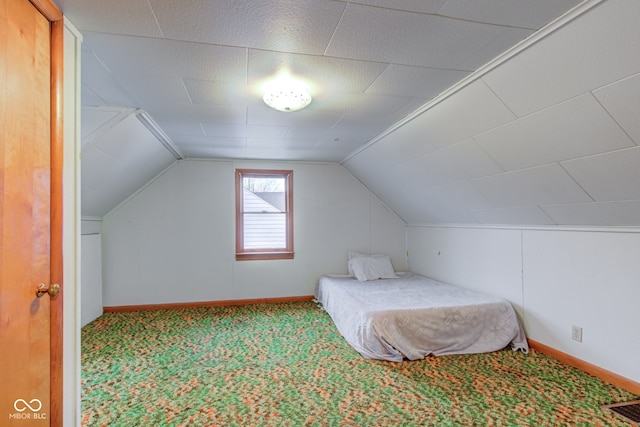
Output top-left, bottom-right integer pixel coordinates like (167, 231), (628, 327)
(81, 109), (178, 218)
(345, 0), (640, 226)
(56, 0), (640, 226)
(56, 0), (582, 164)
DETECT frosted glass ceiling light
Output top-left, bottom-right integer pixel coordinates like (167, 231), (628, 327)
(263, 76), (312, 112)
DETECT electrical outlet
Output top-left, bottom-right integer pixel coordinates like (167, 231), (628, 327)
(571, 325), (583, 342)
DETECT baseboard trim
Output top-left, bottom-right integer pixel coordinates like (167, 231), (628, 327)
(528, 339), (640, 395)
(103, 295), (315, 313)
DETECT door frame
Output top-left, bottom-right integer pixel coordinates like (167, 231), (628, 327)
(29, 0), (64, 425)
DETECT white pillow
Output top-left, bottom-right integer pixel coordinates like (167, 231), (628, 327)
(348, 254), (398, 281)
(347, 251), (367, 277)
(347, 251), (387, 277)
(347, 251), (369, 279)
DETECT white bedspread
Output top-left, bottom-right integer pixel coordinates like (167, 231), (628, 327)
(315, 273), (529, 362)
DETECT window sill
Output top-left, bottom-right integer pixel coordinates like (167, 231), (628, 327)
(236, 251), (294, 261)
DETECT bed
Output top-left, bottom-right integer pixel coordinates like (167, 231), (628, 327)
(315, 267), (529, 362)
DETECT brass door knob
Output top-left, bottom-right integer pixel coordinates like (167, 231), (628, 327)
(36, 283), (60, 298)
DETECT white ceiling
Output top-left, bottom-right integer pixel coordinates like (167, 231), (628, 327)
(57, 0), (640, 227)
(81, 108), (177, 218)
(344, 0), (640, 226)
(57, 0), (582, 162)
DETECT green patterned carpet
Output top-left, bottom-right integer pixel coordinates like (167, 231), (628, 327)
(81, 302), (637, 426)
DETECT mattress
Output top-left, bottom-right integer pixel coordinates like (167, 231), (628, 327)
(315, 273), (529, 362)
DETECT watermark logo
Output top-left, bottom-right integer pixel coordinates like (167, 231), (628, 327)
(14, 399), (42, 412)
(9, 399), (46, 420)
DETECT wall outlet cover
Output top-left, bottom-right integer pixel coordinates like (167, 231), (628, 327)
(571, 325), (583, 342)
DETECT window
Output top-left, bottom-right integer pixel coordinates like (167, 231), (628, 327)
(235, 169), (294, 260)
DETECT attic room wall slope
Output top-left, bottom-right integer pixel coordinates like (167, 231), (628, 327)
(344, 0), (640, 228)
(101, 159), (407, 307)
(81, 110), (179, 219)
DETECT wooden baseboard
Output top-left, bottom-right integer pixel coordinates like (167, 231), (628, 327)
(103, 295), (315, 313)
(528, 339), (640, 395)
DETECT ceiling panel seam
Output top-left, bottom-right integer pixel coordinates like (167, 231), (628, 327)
(340, 0), (605, 164)
(557, 162), (596, 203)
(146, 0), (165, 38)
(591, 89), (639, 146)
(323, 1), (349, 57)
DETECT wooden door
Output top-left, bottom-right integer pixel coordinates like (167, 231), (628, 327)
(0, 0), (63, 425)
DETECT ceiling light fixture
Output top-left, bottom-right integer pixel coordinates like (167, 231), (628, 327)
(263, 74), (312, 112)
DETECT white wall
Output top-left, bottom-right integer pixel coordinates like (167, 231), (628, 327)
(407, 225), (640, 383)
(101, 159), (407, 306)
(82, 219), (102, 235)
(81, 233), (103, 326)
(80, 221), (103, 326)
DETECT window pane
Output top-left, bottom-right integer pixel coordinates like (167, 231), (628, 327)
(243, 177), (285, 213)
(235, 169), (293, 260)
(243, 213), (286, 249)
